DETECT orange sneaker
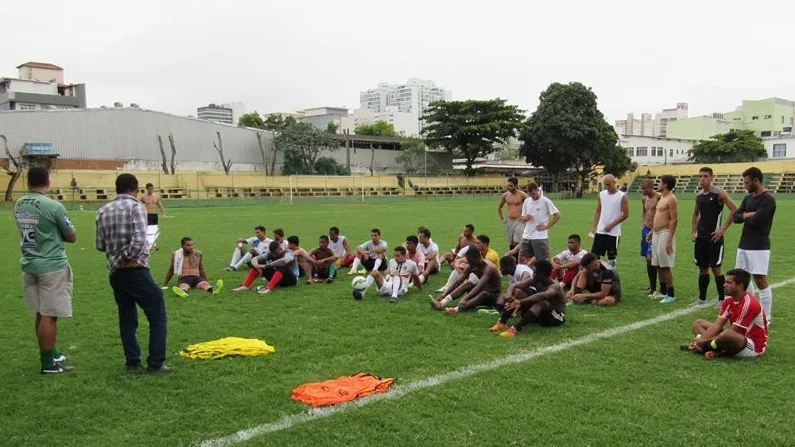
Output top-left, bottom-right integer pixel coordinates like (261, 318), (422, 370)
(499, 327), (519, 338)
(489, 322), (507, 333)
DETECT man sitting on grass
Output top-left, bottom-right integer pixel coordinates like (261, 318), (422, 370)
(307, 235), (338, 284)
(568, 253), (622, 306)
(683, 268), (768, 359)
(233, 241), (299, 294)
(165, 237), (223, 298)
(489, 260), (566, 337)
(226, 226), (271, 271)
(354, 246), (422, 303)
(348, 228), (388, 275)
(551, 234), (587, 288)
(429, 245), (502, 314)
(490, 255), (534, 313)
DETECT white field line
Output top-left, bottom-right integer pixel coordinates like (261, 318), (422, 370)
(193, 277), (795, 447)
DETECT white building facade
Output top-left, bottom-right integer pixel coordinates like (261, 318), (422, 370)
(615, 103), (688, 138)
(339, 106), (419, 136)
(360, 78), (451, 133)
(622, 133), (794, 166)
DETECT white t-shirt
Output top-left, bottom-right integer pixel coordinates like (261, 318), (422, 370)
(246, 236), (273, 254)
(359, 239), (388, 259)
(328, 235), (348, 257)
(555, 248), (588, 264)
(511, 264), (533, 284)
(521, 196), (560, 240)
(596, 190), (626, 237)
(419, 240), (440, 265)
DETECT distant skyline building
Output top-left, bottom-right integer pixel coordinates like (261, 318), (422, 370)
(666, 97), (794, 140)
(360, 78), (451, 133)
(614, 103), (688, 137)
(196, 102), (245, 125)
(0, 62), (87, 111)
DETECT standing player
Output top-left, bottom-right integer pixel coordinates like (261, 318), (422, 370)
(590, 174), (629, 268)
(440, 224), (476, 267)
(498, 177), (529, 254)
(328, 227), (355, 268)
(691, 167), (737, 306)
(732, 167), (776, 320)
(640, 179), (662, 297)
(142, 183), (167, 251)
(684, 268), (768, 359)
(164, 237), (223, 297)
(226, 226), (271, 271)
(355, 246), (421, 303)
(648, 175), (678, 304)
(519, 182), (561, 264)
(550, 234), (587, 288)
(15, 167), (77, 374)
(348, 229), (388, 275)
(417, 228), (440, 284)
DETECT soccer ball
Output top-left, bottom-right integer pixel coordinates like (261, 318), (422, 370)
(351, 276), (367, 290)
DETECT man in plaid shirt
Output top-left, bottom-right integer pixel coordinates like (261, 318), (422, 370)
(96, 174), (169, 373)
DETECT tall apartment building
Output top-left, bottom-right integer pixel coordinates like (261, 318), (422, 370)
(0, 62), (87, 111)
(360, 78), (451, 132)
(197, 102), (245, 125)
(614, 103), (688, 137)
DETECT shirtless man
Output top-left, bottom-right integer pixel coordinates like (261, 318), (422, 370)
(498, 177), (528, 253)
(647, 175), (678, 304)
(165, 237), (223, 298)
(441, 224), (476, 266)
(142, 183), (166, 251)
(429, 245), (502, 314)
(489, 260), (566, 337)
(640, 179), (662, 298)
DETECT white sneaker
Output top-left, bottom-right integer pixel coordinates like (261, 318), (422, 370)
(233, 286), (249, 292)
(53, 354), (67, 364)
(690, 298), (708, 307)
(257, 287), (272, 295)
(435, 286), (447, 293)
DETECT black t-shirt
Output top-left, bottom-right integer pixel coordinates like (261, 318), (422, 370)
(734, 191), (776, 250)
(696, 186), (724, 239)
(587, 264), (621, 296)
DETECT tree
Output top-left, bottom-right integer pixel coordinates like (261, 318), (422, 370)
(326, 122), (339, 134)
(688, 129), (767, 163)
(395, 137), (441, 175)
(355, 121), (399, 137)
(238, 112), (265, 129)
(422, 99), (525, 174)
(263, 114), (298, 175)
(156, 135), (169, 175)
(2, 135), (23, 202)
(521, 82), (625, 192)
(314, 157), (350, 175)
(278, 121), (339, 175)
(168, 133), (177, 174)
(213, 132), (233, 174)
(495, 137), (521, 160)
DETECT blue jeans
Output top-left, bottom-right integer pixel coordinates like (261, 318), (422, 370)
(109, 268), (168, 369)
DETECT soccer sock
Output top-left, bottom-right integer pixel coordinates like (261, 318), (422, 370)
(515, 309), (537, 330)
(698, 274), (710, 300)
(52, 348), (62, 359)
(715, 275), (725, 301)
(659, 282), (667, 296)
(231, 250), (242, 267)
(499, 307), (513, 324)
(350, 257), (362, 273)
(267, 271), (284, 290)
(372, 258), (383, 272)
(759, 287), (772, 320)
(607, 258), (616, 268)
(242, 269), (260, 288)
(363, 275), (375, 294)
(646, 264), (657, 291)
(40, 349), (55, 369)
(328, 263), (337, 278)
(390, 279), (401, 298)
(234, 253), (253, 270)
(445, 270), (461, 290)
(418, 274), (426, 284)
(207, 287), (214, 293)
(667, 286), (675, 299)
(440, 295), (453, 307)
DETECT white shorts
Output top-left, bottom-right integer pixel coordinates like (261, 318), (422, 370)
(735, 249), (770, 276)
(23, 266), (74, 318)
(505, 219), (524, 246)
(734, 338), (762, 358)
(379, 278), (408, 297)
(651, 230), (675, 268)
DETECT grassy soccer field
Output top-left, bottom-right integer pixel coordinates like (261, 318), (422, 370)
(1, 195), (792, 447)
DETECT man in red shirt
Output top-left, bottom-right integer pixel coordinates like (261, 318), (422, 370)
(685, 268), (768, 358)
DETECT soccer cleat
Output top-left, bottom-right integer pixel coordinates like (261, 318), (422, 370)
(257, 287), (271, 295)
(489, 322), (507, 333)
(704, 351), (718, 360)
(147, 365), (173, 373)
(645, 288), (657, 297)
(225, 266), (236, 272)
(352, 290), (363, 301)
(232, 286), (249, 292)
(53, 354), (67, 364)
(713, 300), (723, 309)
(172, 287), (189, 298)
(435, 286), (447, 293)
(477, 308), (500, 315)
(690, 298), (708, 307)
(213, 279), (224, 295)
(428, 295), (442, 310)
(390, 296), (399, 303)
(326, 277), (334, 284)
(499, 327), (519, 338)
(41, 365), (75, 374)
(445, 306), (459, 315)
(659, 296), (676, 304)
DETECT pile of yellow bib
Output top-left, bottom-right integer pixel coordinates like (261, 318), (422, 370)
(179, 337), (276, 360)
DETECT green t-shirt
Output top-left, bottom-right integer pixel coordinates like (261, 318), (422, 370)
(14, 191), (76, 274)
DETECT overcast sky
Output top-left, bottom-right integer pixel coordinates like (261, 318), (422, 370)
(4, 0), (794, 123)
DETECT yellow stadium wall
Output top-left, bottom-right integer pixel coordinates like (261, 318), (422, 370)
(620, 160), (795, 188)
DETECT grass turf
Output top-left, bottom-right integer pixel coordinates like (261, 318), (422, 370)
(0, 195), (792, 447)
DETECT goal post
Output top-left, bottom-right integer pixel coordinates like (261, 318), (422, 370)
(287, 175), (366, 204)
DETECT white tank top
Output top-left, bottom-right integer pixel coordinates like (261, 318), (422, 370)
(597, 190), (625, 236)
(328, 235), (347, 257)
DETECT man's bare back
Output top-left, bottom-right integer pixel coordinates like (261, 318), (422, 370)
(643, 193), (662, 228)
(653, 194), (677, 232)
(501, 191), (527, 220)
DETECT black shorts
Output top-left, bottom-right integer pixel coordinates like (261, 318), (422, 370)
(423, 261), (439, 274)
(537, 308), (566, 327)
(313, 267), (333, 279)
(694, 237), (724, 268)
(147, 214), (159, 225)
(178, 275), (205, 288)
(591, 233), (619, 259)
(586, 282), (622, 302)
(363, 257), (388, 271)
